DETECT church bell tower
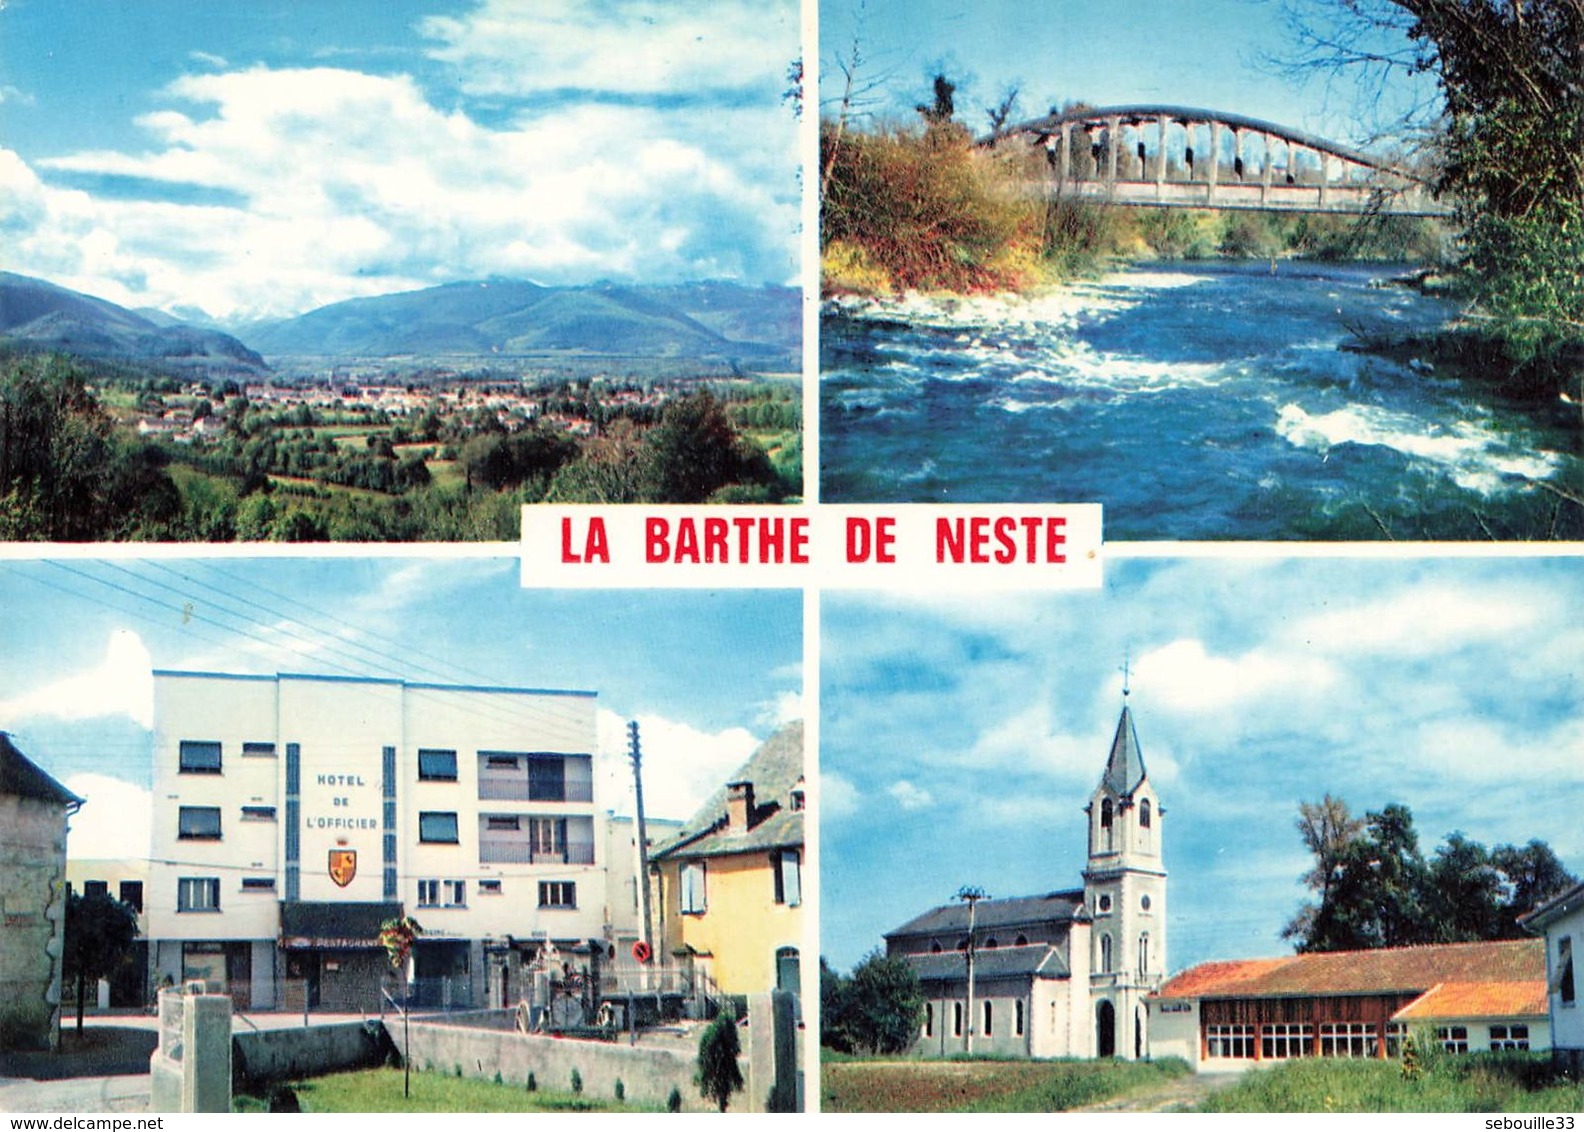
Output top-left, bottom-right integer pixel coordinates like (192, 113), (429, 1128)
(1082, 689), (1166, 1060)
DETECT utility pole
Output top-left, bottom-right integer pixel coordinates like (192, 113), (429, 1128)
(629, 721), (654, 950)
(957, 885), (987, 1054)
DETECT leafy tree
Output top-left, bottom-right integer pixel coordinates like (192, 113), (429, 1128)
(1285, 797), (1577, 951)
(62, 889), (139, 1034)
(821, 950), (924, 1055)
(642, 393), (764, 504)
(695, 1008), (744, 1112)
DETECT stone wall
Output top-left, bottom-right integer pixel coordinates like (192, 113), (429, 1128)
(233, 1020), (391, 1090)
(0, 795), (68, 1051)
(388, 1014), (714, 1112)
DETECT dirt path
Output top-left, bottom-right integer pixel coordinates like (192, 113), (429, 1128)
(1073, 1070), (1245, 1113)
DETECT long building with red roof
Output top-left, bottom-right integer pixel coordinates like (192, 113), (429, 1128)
(1149, 938), (1548, 1071)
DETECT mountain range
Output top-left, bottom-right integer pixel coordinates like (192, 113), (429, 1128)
(0, 273), (799, 377)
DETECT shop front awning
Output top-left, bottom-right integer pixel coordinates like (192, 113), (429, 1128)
(279, 901), (402, 949)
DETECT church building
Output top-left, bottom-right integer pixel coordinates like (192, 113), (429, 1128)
(884, 698), (1167, 1059)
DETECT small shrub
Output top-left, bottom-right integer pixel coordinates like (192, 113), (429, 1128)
(526, 1072), (537, 1093)
(453, 1064), (462, 1078)
(667, 1085), (683, 1113)
(570, 1067), (583, 1095)
(492, 1071), (503, 1086)
(696, 1009), (745, 1112)
(614, 1078), (625, 1101)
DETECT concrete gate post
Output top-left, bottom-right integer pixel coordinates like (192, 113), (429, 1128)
(745, 991), (798, 1113)
(149, 984), (232, 1113)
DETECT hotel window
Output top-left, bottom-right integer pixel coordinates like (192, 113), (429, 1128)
(241, 805), (276, 821)
(1205, 1024), (1255, 1059)
(1321, 1022), (1378, 1058)
(479, 879), (502, 895)
(240, 877), (276, 892)
(444, 879), (466, 907)
(82, 880), (108, 898)
(178, 740), (222, 774)
(418, 749), (458, 781)
(1436, 1025), (1469, 1054)
(1488, 1024), (1529, 1051)
(418, 811), (459, 843)
(680, 861), (707, 914)
(177, 877), (220, 912)
(538, 881), (576, 908)
(773, 849), (802, 907)
(242, 742), (276, 757)
(178, 806), (222, 840)
(1262, 1024), (1313, 1059)
(417, 879), (440, 907)
(528, 756), (566, 801)
(119, 880), (143, 912)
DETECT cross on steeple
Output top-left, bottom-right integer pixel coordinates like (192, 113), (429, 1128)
(1120, 650), (1131, 698)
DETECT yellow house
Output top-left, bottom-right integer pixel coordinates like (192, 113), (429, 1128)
(650, 721), (803, 1000)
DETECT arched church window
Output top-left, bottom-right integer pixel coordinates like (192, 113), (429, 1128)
(1140, 799), (1152, 828)
(953, 1002), (963, 1037)
(1100, 933), (1113, 973)
(931, 939), (943, 953)
(1101, 798), (1114, 827)
(1015, 998), (1025, 1036)
(1138, 932), (1150, 976)
(983, 1000), (993, 1036)
(956, 936), (968, 951)
(1015, 934), (1028, 946)
(984, 937), (998, 949)
(924, 1003), (933, 1037)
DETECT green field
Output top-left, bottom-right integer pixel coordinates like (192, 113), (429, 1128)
(234, 1067), (654, 1113)
(820, 1055), (1190, 1113)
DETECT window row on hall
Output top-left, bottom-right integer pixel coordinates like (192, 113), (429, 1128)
(922, 998), (1027, 1039)
(176, 804), (277, 838)
(176, 739), (277, 773)
(419, 749), (594, 803)
(74, 879), (144, 912)
(174, 875), (277, 911)
(416, 811), (596, 864)
(415, 877), (578, 909)
(1203, 1022), (1529, 1059)
(676, 850), (802, 915)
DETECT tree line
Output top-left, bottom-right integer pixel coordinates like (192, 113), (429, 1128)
(1283, 794), (1577, 953)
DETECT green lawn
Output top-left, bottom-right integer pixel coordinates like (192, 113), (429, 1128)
(820, 1054), (1190, 1113)
(234, 1067), (655, 1113)
(1199, 1053), (1584, 1113)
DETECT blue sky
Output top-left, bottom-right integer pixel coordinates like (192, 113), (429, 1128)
(821, 556), (1584, 975)
(820, 0), (1435, 146)
(0, 556), (802, 859)
(0, 0), (801, 321)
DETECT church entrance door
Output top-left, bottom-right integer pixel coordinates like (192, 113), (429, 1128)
(1096, 1000), (1116, 1057)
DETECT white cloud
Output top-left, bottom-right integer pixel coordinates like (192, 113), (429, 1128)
(820, 771), (860, 821)
(0, 630), (154, 729)
(418, 0), (797, 98)
(64, 774), (152, 860)
(595, 709), (758, 822)
(887, 779), (934, 811)
(1134, 637), (1339, 713)
(7, 53), (798, 319)
(1287, 584), (1538, 656)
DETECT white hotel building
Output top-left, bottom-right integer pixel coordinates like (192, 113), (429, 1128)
(146, 670), (613, 1012)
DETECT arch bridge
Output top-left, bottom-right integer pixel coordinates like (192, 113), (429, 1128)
(990, 105), (1451, 217)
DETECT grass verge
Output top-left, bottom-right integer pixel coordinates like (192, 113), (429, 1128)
(233, 1067), (654, 1113)
(1198, 1053), (1584, 1113)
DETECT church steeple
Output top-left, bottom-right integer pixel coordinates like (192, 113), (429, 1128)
(1083, 690), (1167, 1060)
(1101, 704), (1147, 797)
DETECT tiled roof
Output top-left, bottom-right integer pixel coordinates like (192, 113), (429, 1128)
(902, 943), (1072, 983)
(0, 733), (82, 809)
(1156, 939), (1544, 1000)
(1392, 980), (1547, 1021)
(650, 721), (804, 860)
(886, 889), (1086, 939)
